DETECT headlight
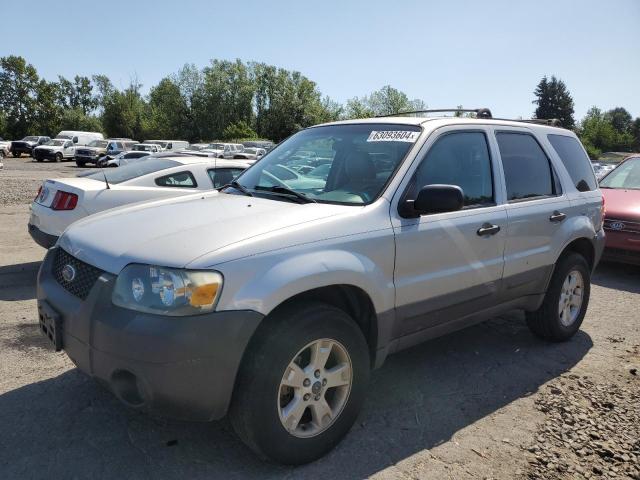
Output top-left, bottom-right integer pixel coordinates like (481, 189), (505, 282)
(112, 264), (223, 316)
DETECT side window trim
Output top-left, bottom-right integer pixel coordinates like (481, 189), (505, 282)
(400, 129), (497, 213)
(494, 130), (563, 203)
(154, 170), (198, 188)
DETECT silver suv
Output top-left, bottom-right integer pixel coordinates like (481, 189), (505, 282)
(36, 111), (604, 464)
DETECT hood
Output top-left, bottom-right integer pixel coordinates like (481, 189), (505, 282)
(59, 193), (355, 274)
(34, 145), (62, 151)
(602, 188), (640, 221)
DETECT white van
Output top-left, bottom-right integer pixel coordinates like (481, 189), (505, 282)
(143, 140), (189, 152)
(56, 131), (104, 146)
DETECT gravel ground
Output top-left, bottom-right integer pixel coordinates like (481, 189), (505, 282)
(0, 157), (639, 479)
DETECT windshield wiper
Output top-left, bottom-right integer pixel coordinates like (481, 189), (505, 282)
(255, 185), (317, 203)
(224, 180), (253, 196)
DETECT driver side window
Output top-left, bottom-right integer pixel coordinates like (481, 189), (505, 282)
(411, 131), (494, 208)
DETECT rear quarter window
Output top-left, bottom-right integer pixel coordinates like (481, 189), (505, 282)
(547, 134), (597, 192)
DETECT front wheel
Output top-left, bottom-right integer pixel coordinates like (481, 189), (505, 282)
(75, 160), (85, 168)
(526, 253), (591, 342)
(230, 302), (370, 465)
(55, 153), (62, 163)
(12, 152), (20, 158)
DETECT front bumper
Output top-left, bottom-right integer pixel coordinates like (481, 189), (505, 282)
(75, 154), (101, 164)
(28, 223), (58, 248)
(37, 248), (263, 421)
(602, 228), (640, 265)
(33, 149), (59, 161)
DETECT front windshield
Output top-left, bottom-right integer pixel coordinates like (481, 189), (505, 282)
(78, 159), (180, 184)
(23, 136), (39, 142)
(88, 140), (108, 148)
(230, 123), (421, 205)
(45, 140), (65, 146)
(207, 143), (225, 150)
(599, 157), (640, 189)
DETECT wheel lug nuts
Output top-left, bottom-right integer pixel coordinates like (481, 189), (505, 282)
(303, 393), (310, 401)
(314, 395), (320, 401)
(314, 370), (321, 378)
(303, 379), (310, 387)
(322, 379), (327, 386)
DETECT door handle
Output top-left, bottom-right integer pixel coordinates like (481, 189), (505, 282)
(549, 211), (567, 223)
(477, 223), (501, 236)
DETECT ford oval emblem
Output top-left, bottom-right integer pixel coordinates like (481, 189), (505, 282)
(61, 264), (76, 282)
(610, 221), (625, 231)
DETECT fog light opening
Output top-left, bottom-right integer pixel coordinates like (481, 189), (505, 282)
(111, 370), (145, 407)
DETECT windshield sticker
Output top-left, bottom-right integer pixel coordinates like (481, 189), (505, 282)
(366, 130), (420, 142)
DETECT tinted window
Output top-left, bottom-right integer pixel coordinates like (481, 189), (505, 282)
(208, 168), (246, 188)
(413, 132), (494, 207)
(155, 171), (197, 188)
(496, 133), (556, 201)
(124, 152), (149, 159)
(78, 159), (180, 184)
(547, 135), (597, 192)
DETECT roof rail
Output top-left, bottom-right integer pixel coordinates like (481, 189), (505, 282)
(377, 108), (493, 119)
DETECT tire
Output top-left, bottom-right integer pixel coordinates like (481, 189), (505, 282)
(12, 152), (20, 158)
(55, 153), (62, 163)
(75, 160), (85, 168)
(36, 157), (43, 163)
(230, 302), (370, 465)
(526, 253), (591, 342)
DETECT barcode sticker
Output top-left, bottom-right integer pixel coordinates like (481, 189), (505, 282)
(366, 130), (420, 142)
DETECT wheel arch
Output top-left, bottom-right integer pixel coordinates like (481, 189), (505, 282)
(557, 236), (596, 271)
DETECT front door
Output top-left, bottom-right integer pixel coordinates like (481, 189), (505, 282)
(392, 128), (507, 336)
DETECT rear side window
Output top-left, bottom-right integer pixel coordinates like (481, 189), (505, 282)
(155, 171), (197, 188)
(547, 134), (597, 192)
(208, 168), (246, 188)
(412, 131), (494, 207)
(496, 132), (557, 201)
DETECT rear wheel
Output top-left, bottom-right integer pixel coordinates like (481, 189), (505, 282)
(526, 253), (591, 342)
(54, 152), (62, 163)
(230, 302), (370, 465)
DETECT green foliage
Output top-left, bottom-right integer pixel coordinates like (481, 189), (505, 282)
(577, 107), (634, 159)
(222, 120), (257, 140)
(101, 80), (149, 140)
(344, 85), (425, 119)
(0, 55), (40, 138)
(59, 108), (103, 133)
(533, 76), (575, 129)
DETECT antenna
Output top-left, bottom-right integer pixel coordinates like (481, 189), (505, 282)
(98, 158), (110, 189)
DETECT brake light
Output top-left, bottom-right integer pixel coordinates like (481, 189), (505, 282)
(35, 185), (42, 201)
(51, 191), (78, 210)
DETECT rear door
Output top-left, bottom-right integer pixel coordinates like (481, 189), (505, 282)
(493, 129), (571, 296)
(392, 126), (507, 336)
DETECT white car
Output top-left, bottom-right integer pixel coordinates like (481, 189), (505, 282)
(101, 151), (152, 167)
(28, 157), (250, 248)
(32, 138), (76, 162)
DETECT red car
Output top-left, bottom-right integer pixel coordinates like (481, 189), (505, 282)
(600, 155), (640, 265)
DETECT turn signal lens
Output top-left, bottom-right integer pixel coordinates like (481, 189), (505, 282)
(51, 191), (78, 210)
(189, 283), (220, 307)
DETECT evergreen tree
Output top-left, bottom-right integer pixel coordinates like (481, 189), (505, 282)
(532, 75), (575, 129)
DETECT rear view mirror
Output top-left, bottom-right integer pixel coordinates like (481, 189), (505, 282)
(412, 184), (464, 215)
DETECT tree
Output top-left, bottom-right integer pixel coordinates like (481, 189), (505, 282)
(33, 79), (63, 135)
(222, 120), (257, 140)
(100, 80), (149, 140)
(0, 55), (40, 138)
(532, 75), (575, 129)
(344, 85), (425, 119)
(59, 108), (103, 133)
(147, 77), (191, 140)
(577, 107), (634, 159)
(604, 107), (633, 135)
(631, 117), (640, 151)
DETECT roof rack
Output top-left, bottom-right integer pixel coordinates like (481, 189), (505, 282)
(378, 108), (493, 119)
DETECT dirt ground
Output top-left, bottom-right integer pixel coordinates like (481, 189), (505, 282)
(0, 157), (638, 479)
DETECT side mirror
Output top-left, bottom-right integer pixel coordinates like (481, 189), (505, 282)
(73, 136), (78, 143)
(408, 184), (464, 216)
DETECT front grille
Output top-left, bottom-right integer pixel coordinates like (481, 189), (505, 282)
(52, 248), (103, 300)
(604, 247), (640, 260)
